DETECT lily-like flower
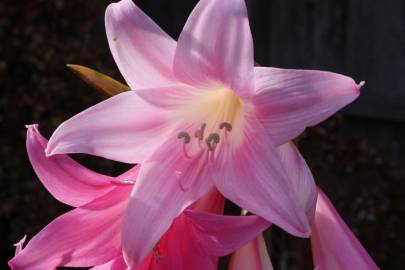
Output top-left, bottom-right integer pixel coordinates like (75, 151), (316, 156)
(9, 125), (269, 270)
(246, 188), (379, 270)
(45, 0), (361, 266)
(311, 189), (379, 270)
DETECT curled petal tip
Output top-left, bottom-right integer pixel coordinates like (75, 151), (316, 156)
(358, 81), (366, 88)
(13, 235), (27, 255)
(25, 124), (38, 129)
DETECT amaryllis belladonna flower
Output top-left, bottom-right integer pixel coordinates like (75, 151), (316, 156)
(9, 125), (268, 270)
(45, 0), (361, 266)
(190, 189), (378, 270)
(246, 189), (380, 270)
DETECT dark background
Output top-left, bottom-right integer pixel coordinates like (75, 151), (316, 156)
(1, 0), (404, 269)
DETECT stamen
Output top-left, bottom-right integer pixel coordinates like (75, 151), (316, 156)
(206, 133), (220, 151)
(219, 122), (233, 132)
(177, 131), (191, 144)
(194, 123), (206, 140)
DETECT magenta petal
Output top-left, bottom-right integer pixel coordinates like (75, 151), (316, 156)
(311, 189), (379, 270)
(190, 187), (225, 214)
(174, 0), (254, 95)
(26, 124), (116, 207)
(91, 256), (127, 270)
(228, 235), (273, 270)
(214, 115), (312, 237)
(122, 142), (214, 267)
(253, 67), (361, 145)
(185, 210), (270, 256)
(46, 91), (171, 164)
(8, 187), (131, 269)
(105, 0), (177, 89)
(136, 214), (218, 270)
(277, 143), (317, 222)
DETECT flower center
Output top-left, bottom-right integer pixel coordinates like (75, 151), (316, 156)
(176, 87), (244, 158)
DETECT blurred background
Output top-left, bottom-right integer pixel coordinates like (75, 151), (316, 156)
(1, 0), (404, 269)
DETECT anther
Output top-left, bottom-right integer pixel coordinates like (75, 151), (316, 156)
(194, 123), (206, 140)
(206, 133), (220, 151)
(219, 122), (232, 132)
(177, 132), (191, 144)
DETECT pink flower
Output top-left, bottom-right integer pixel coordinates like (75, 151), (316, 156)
(311, 188), (379, 270)
(9, 125), (269, 270)
(45, 0), (361, 266)
(243, 188), (379, 270)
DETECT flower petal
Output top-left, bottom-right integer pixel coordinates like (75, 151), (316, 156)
(311, 189), (379, 270)
(228, 234), (273, 270)
(105, 0), (177, 89)
(190, 187), (225, 214)
(185, 210), (270, 256)
(122, 139), (214, 267)
(135, 84), (202, 109)
(46, 91), (172, 164)
(8, 187), (131, 269)
(26, 124), (116, 207)
(253, 67), (361, 145)
(127, 189), (225, 270)
(13, 235), (27, 256)
(136, 213), (218, 270)
(91, 256), (127, 270)
(277, 142), (317, 222)
(214, 114), (312, 237)
(174, 0), (254, 96)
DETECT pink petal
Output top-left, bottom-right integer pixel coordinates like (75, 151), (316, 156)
(13, 235), (27, 256)
(214, 114), (312, 237)
(173, 0), (254, 96)
(122, 139), (214, 267)
(8, 187), (131, 269)
(253, 67), (361, 145)
(105, 0), (177, 89)
(127, 190), (225, 270)
(91, 256), (127, 270)
(26, 124), (116, 207)
(185, 210), (270, 256)
(190, 187), (225, 214)
(136, 214), (218, 270)
(135, 84), (202, 109)
(46, 91), (172, 164)
(228, 234), (273, 270)
(277, 142), (317, 222)
(311, 189), (379, 270)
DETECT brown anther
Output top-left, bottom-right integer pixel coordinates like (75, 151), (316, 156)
(206, 133), (220, 151)
(219, 122), (232, 132)
(177, 132), (191, 144)
(194, 123), (206, 140)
